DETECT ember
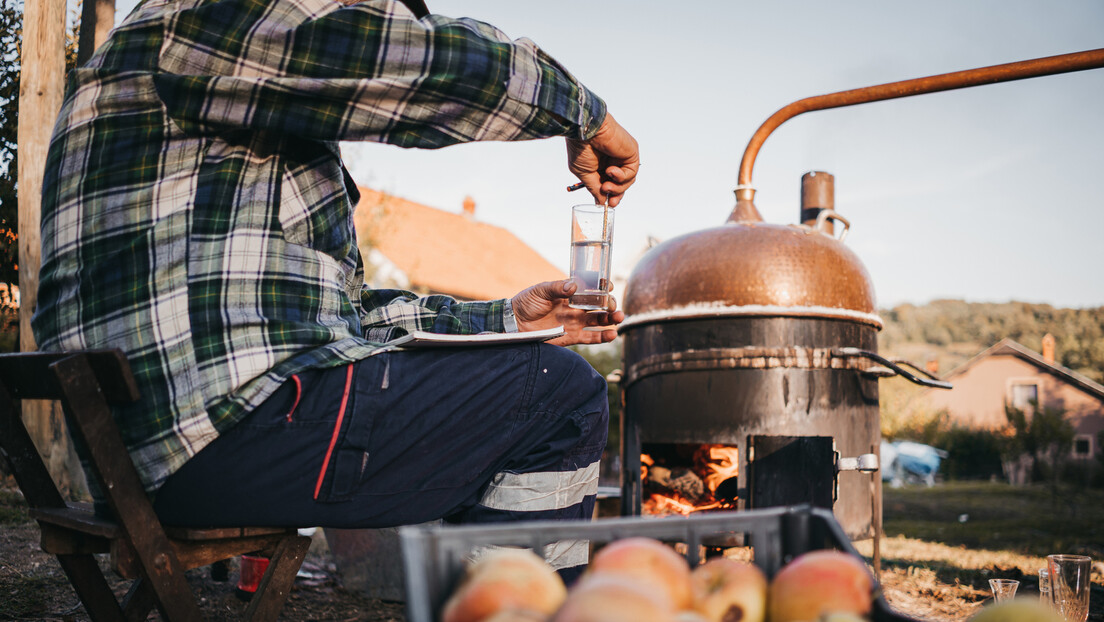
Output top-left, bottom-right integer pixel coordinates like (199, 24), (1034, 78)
(640, 444), (738, 517)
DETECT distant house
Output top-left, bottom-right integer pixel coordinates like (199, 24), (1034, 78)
(352, 188), (565, 301)
(923, 335), (1104, 460)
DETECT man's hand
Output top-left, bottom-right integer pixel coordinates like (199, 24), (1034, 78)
(566, 113), (639, 208)
(512, 279), (624, 346)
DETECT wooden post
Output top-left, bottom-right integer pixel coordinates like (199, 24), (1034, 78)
(77, 0), (115, 66)
(18, 0), (82, 497)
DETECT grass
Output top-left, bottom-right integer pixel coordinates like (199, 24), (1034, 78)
(868, 481), (1104, 621)
(0, 575), (73, 618)
(883, 480), (1104, 559)
(0, 489), (28, 525)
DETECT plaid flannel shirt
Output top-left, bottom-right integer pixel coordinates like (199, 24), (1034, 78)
(32, 0), (606, 493)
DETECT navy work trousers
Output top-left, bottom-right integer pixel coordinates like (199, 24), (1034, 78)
(153, 342), (609, 574)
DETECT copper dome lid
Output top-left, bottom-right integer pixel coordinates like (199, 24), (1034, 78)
(622, 173), (881, 330)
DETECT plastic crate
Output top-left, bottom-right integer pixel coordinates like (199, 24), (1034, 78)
(399, 505), (922, 622)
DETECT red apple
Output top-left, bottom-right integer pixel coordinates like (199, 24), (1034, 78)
(587, 537), (693, 610)
(442, 548), (566, 622)
(690, 558), (767, 622)
(767, 550), (873, 622)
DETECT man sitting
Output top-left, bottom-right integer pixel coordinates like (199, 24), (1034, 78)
(33, 0), (638, 580)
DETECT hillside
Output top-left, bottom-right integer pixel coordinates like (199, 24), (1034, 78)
(878, 299), (1104, 383)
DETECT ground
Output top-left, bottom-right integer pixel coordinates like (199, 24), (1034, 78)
(1, 481), (1102, 621)
(0, 487), (403, 621)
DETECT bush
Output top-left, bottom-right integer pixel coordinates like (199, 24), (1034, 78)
(885, 404), (1006, 481)
(1058, 458), (1103, 490)
(936, 426), (1006, 481)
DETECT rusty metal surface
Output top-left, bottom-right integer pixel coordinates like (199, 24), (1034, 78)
(737, 47), (1104, 190)
(624, 346), (872, 388)
(620, 317), (882, 539)
(622, 221), (878, 325)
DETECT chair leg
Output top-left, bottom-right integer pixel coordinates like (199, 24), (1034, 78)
(121, 577), (158, 622)
(243, 535), (311, 622)
(55, 554), (126, 622)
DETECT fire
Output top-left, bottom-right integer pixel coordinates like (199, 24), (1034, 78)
(640, 453), (654, 481)
(702, 446), (740, 494)
(640, 445), (739, 517)
(644, 493), (725, 517)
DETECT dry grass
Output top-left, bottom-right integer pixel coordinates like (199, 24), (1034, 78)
(866, 481), (1104, 621)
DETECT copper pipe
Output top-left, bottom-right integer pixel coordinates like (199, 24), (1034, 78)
(737, 47), (1104, 190)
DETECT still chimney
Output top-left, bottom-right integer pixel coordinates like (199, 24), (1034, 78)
(801, 171), (835, 235)
(462, 196), (476, 219)
(1041, 333), (1056, 365)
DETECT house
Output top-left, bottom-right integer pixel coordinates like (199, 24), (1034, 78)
(923, 335), (1104, 460)
(352, 188), (565, 300)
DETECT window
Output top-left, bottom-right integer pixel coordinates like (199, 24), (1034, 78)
(1073, 435), (1093, 459)
(1009, 381), (1039, 412)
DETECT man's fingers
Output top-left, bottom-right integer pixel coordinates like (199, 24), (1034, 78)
(568, 112), (639, 208)
(530, 279), (575, 302)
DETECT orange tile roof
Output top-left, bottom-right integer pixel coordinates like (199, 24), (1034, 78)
(353, 187), (566, 301)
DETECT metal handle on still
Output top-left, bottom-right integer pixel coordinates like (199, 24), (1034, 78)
(814, 208), (851, 242)
(833, 347), (953, 389)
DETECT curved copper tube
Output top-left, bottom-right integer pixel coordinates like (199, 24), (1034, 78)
(736, 47), (1104, 191)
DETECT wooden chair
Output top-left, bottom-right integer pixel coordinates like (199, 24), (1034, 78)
(0, 350), (311, 622)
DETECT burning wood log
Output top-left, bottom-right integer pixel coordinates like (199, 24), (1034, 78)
(645, 465), (704, 503)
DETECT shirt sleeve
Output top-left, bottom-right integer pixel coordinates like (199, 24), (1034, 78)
(360, 288), (517, 342)
(153, 0), (607, 147)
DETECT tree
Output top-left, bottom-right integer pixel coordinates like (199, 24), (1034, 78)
(0, 0), (79, 288)
(0, 0), (21, 289)
(0, 0), (79, 348)
(1003, 400), (1075, 484)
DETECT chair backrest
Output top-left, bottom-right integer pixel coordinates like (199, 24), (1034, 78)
(0, 349), (139, 403)
(0, 350), (138, 509)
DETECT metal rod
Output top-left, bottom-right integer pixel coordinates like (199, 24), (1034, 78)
(833, 347), (953, 389)
(737, 47), (1104, 189)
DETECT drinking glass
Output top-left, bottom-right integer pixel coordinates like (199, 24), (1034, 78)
(1048, 554), (1092, 621)
(989, 578), (1019, 603)
(568, 204), (614, 310)
(1039, 567), (1051, 605)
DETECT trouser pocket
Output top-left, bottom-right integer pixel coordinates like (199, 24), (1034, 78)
(314, 361), (381, 502)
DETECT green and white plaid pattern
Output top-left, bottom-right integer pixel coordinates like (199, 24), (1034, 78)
(32, 0), (605, 493)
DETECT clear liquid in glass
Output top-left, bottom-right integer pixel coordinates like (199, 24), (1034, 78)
(569, 239), (610, 310)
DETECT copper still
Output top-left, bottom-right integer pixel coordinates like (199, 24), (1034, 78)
(619, 171), (898, 538)
(617, 47), (1104, 540)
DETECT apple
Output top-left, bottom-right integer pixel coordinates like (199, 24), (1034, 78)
(767, 550), (873, 622)
(969, 598), (1064, 622)
(689, 558), (767, 622)
(552, 574), (678, 622)
(819, 614), (867, 622)
(442, 548), (566, 622)
(587, 537), (693, 610)
(479, 609), (552, 622)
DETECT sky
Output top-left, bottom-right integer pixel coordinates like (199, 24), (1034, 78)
(115, 0), (1104, 309)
